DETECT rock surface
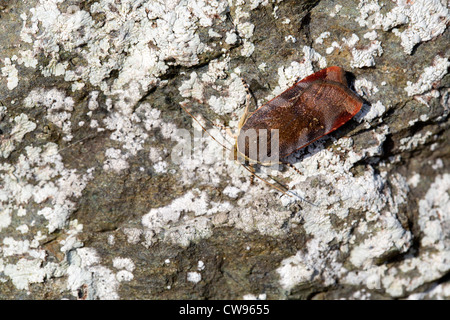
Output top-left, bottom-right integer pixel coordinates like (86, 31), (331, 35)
(0, 0), (449, 299)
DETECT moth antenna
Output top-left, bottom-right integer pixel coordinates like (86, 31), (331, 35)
(180, 102), (235, 143)
(241, 163), (316, 205)
(179, 103), (233, 153)
(266, 174), (317, 206)
(286, 190), (318, 206)
(240, 163), (291, 197)
(200, 113), (233, 136)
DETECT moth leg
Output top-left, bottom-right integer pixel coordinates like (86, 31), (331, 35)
(238, 78), (253, 130)
(248, 163), (255, 185)
(281, 161), (302, 176)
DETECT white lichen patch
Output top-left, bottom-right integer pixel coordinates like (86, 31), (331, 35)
(405, 56), (450, 97)
(153, 161), (168, 173)
(187, 271), (202, 283)
(102, 102), (154, 164)
(315, 31), (330, 44)
(24, 88), (75, 141)
(0, 143), (94, 233)
(0, 210), (12, 232)
(18, 0), (229, 107)
(325, 41), (341, 55)
(350, 40), (383, 68)
(1, 231), (68, 291)
(237, 21), (255, 39)
(141, 189), (232, 247)
(0, 113), (37, 158)
(343, 174), (450, 297)
(204, 56), (232, 84)
(318, 30), (382, 69)
(407, 282), (450, 300)
(16, 50), (38, 69)
(418, 174), (450, 250)
(414, 89), (442, 108)
(179, 72), (205, 101)
(399, 131), (433, 152)
(329, 4), (343, 17)
(112, 257), (135, 282)
(225, 30), (238, 45)
(349, 212), (411, 268)
(208, 78), (247, 115)
(363, 30), (378, 41)
(122, 227), (143, 245)
(342, 33), (361, 47)
(270, 46), (327, 99)
(229, 0), (259, 57)
(3, 258), (52, 291)
(354, 77), (379, 97)
(103, 148), (130, 173)
(1, 58), (19, 90)
(354, 100), (387, 124)
(356, 0), (449, 54)
(277, 248), (324, 290)
(243, 293), (267, 300)
(66, 247), (121, 299)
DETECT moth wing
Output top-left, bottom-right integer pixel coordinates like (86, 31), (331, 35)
(276, 80), (362, 157)
(297, 66), (348, 86)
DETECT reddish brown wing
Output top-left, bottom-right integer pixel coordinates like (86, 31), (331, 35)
(298, 66), (348, 86)
(237, 67), (363, 162)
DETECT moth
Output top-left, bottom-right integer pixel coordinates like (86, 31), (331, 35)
(235, 66), (363, 166)
(181, 66), (363, 198)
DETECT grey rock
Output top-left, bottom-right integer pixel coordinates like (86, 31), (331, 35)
(0, 0), (448, 299)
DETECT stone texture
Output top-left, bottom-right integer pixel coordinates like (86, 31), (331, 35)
(0, 0), (449, 299)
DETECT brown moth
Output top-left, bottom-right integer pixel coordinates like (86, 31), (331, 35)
(235, 66), (364, 166)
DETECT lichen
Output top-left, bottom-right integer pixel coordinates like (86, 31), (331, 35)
(0, 0), (448, 299)
(405, 55), (450, 96)
(356, 0), (448, 54)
